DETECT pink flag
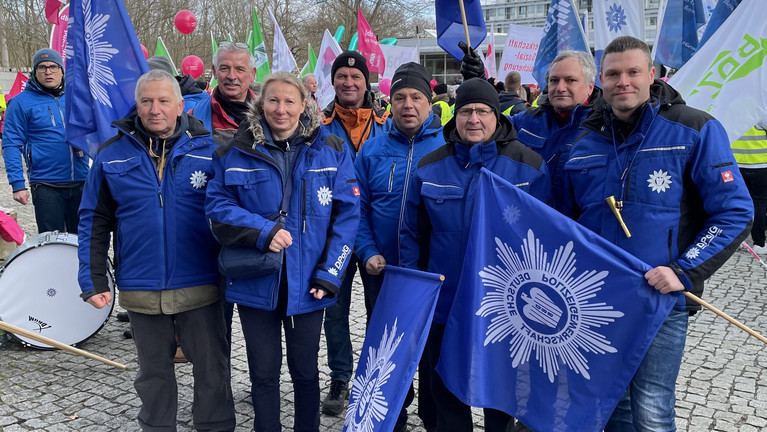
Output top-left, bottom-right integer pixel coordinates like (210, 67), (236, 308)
(357, 8), (385, 75)
(49, 4), (69, 64)
(8, 72), (28, 100)
(45, 0), (64, 25)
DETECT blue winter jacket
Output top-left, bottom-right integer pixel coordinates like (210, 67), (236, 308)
(354, 112), (444, 267)
(400, 116), (551, 324)
(321, 92), (391, 159)
(2, 79), (89, 191)
(205, 103), (360, 316)
(509, 87), (602, 211)
(564, 80), (753, 312)
(78, 113), (220, 298)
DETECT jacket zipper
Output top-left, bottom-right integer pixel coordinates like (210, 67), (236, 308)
(388, 161), (396, 192)
(47, 106), (56, 126)
(302, 179), (307, 233)
(667, 229), (674, 263)
(397, 137), (416, 265)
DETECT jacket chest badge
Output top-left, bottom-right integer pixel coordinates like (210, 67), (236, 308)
(647, 169), (672, 193)
(190, 170), (208, 189)
(318, 186), (333, 206)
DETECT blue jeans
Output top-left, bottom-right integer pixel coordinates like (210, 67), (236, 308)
(604, 308), (689, 432)
(30, 182), (83, 234)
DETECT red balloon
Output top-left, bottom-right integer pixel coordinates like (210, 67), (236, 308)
(140, 44), (148, 60)
(174, 10), (197, 35)
(430, 79), (438, 91)
(378, 78), (392, 96)
(181, 55), (204, 79)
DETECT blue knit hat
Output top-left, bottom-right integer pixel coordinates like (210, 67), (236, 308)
(33, 48), (64, 70)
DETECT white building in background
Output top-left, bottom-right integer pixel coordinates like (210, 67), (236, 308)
(397, 0), (663, 84)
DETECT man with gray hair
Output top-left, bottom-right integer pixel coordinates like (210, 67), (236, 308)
(508, 50), (601, 211)
(78, 69), (235, 431)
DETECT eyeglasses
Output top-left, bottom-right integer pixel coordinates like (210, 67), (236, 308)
(36, 64), (61, 73)
(219, 42), (250, 50)
(456, 107), (494, 119)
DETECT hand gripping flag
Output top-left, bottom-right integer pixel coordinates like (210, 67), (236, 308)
(533, 0), (590, 87)
(357, 8), (385, 75)
(343, 266), (443, 432)
(436, 0), (486, 62)
(668, 0), (767, 142)
(65, 0), (149, 157)
(438, 169), (677, 432)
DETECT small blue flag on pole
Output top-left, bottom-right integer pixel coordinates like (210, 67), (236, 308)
(437, 169), (677, 432)
(654, 0), (707, 69)
(65, 0), (148, 157)
(698, 0), (743, 49)
(344, 266), (443, 432)
(532, 0), (590, 87)
(436, 0), (486, 62)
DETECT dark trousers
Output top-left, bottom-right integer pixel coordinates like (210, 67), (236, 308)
(30, 182), (83, 234)
(741, 167), (767, 246)
(239, 285), (324, 432)
(128, 302), (235, 432)
(424, 323), (512, 432)
(323, 255), (361, 383)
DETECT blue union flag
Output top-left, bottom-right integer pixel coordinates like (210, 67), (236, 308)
(344, 266), (443, 432)
(65, 0), (148, 157)
(437, 169), (677, 431)
(532, 0), (590, 87)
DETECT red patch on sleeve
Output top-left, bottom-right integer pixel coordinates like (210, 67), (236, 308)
(721, 171), (734, 183)
(353, 186), (360, 196)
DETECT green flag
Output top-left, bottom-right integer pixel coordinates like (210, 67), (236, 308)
(248, 8), (271, 82)
(154, 36), (178, 75)
(210, 32), (219, 88)
(301, 43), (318, 76)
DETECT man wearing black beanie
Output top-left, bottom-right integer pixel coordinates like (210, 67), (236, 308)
(319, 50), (391, 417)
(399, 77), (551, 432)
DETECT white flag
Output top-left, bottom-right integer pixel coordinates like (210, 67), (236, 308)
(593, 0), (645, 52)
(314, 29), (343, 110)
(380, 44), (419, 80)
(668, 0), (767, 142)
(269, 9), (297, 73)
(485, 23), (497, 80)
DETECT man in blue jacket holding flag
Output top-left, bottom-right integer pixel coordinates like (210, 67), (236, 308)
(2, 48), (89, 233)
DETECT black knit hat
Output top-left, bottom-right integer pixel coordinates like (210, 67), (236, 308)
(433, 83), (448, 95)
(332, 51), (370, 89)
(455, 78), (501, 120)
(390, 62), (433, 100)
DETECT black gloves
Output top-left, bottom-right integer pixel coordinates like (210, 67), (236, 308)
(459, 40), (485, 81)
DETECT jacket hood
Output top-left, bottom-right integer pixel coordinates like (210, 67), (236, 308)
(177, 74), (203, 96)
(244, 94), (321, 146)
(443, 112), (518, 146)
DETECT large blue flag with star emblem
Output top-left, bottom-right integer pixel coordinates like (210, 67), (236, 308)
(65, 0), (148, 157)
(437, 169), (677, 432)
(343, 266), (443, 432)
(532, 0), (590, 87)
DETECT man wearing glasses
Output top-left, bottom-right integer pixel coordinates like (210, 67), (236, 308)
(2, 48), (89, 234)
(400, 78), (550, 431)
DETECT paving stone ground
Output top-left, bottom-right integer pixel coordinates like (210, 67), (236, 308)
(0, 156), (766, 431)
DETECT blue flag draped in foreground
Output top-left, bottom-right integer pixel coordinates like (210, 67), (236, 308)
(654, 0), (707, 69)
(438, 169), (677, 432)
(344, 266), (443, 432)
(65, 0), (148, 157)
(436, 0), (486, 62)
(698, 0), (743, 49)
(533, 0), (590, 87)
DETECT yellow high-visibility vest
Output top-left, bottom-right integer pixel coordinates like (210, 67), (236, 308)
(732, 126), (767, 168)
(432, 100), (452, 126)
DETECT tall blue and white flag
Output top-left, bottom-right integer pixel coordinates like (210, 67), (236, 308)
(593, 0), (645, 78)
(436, 0), (486, 62)
(438, 169), (677, 432)
(65, 0), (148, 157)
(269, 9), (297, 73)
(344, 266), (443, 432)
(532, 0), (590, 87)
(654, 0), (707, 69)
(698, 0), (743, 49)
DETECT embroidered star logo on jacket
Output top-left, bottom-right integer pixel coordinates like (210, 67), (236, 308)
(647, 169), (672, 193)
(189, 170), (208, 189)
(318, 186), (333, 206)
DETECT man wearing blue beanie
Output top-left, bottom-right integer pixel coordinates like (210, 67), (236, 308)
(2, 48), (89, 234)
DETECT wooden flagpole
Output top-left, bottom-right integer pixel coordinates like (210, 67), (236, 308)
(458, 0), (472, 49)
(682, 292), (767, 344)
(0, 321), (127, 370)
